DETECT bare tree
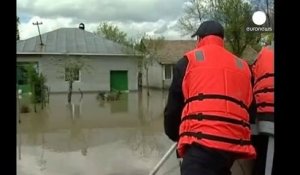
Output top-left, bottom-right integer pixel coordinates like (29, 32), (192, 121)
(51, 55), (91, 103)
(250, 0), (274, 28)
(177, 0), (211, 36)
(136, 35), (165, 96)
(177, 0), (262, 56)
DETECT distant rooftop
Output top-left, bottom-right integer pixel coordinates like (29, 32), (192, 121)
(143, 40), (196, 64)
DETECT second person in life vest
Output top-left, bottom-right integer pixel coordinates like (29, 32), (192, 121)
(251, 43), (274, 175)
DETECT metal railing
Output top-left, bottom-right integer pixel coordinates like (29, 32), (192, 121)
(149, 126), (274, 175)
(149, 143), (178, 175)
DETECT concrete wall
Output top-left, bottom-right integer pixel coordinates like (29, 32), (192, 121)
(17, 55), (139, 92)
(142, 61), (173, 89)
(142, 60), (163, 89)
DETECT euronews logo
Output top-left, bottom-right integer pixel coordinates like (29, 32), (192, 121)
(246, 11), (273, 32)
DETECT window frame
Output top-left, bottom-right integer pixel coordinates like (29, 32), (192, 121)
(164, 64), (173, 80)
(64, 67), (81, 82)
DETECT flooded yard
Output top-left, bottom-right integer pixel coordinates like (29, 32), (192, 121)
(17, 89), (252, 175)
(17, 89), (181, 175)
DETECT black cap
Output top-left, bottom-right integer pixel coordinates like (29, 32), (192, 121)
(191, 20), (224, 38)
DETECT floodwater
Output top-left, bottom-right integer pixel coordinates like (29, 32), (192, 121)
(17, 89), (252, 175)
(17, 89), (180, 175)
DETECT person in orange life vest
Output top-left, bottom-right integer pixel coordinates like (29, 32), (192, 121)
(250, 43), (274, 175)
(164, 20), (257, 175)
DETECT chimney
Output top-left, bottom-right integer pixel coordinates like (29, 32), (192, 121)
(79, 23), (85, 30)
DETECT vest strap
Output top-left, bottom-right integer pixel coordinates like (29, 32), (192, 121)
(255, 73), (274, 84)
(182, 113), (250, 128)
(184, 93), (249, 112)
(254, 87), (274, 95)
(180, 132), (251, 145)
(256, 102), (274, 108)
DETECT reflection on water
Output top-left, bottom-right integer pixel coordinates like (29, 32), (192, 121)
(17, 89), (178, 175)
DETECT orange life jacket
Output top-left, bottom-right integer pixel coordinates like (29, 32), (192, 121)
(252, 46), (274, 115)
(177, 35), (256, 159)
(251, 46), (274, 135)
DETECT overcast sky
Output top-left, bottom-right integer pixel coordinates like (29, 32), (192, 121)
(17, 0), (192, 40)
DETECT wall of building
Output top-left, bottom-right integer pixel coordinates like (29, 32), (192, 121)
(142, 60), (163, 89)
(17, 55), (139, 92)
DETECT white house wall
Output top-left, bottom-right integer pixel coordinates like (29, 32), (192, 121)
(142, 61), (174, 89)
(162, 79), (172, 89)
(17, 55), (139, 92)
(142, 60), (163, 89)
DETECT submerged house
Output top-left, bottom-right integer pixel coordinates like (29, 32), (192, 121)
(141, 40), (195, 89)
(17, 24), (141, 93)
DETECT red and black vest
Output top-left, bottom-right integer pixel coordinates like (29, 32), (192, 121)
(251, 46), (274, 135)
(177, 35), (256, 159)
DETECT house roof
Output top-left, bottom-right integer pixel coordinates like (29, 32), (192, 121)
(157, 40), (196, 64)
(17, 28), (135, 56)
(143, 40), (196, 64)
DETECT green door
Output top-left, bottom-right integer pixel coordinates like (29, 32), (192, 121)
(110, 71), (128, 91)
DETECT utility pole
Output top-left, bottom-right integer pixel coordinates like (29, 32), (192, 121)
(33, 21), (44, 45)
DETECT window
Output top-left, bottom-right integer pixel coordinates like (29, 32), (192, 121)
(164, 64), (172, 80)
(65, 68), (80, 81)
